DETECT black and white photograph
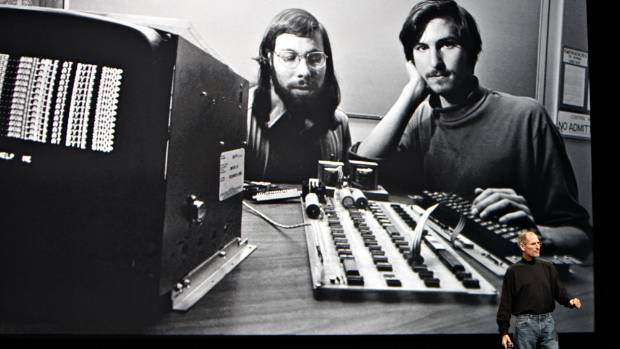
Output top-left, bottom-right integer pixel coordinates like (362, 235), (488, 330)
(0, 0), (600, 347)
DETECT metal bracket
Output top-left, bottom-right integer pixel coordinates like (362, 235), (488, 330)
(171, 237), (256, 311)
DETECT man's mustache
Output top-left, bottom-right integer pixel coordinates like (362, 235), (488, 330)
(289, 80), (317, 89)
(426, 70), (449, 78)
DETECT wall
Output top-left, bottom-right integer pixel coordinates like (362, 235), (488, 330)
(563, 0), (592, 222)
(68, 0), (541, 118)
(544, 0), (592, 222)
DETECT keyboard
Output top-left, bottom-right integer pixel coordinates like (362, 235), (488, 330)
(417, 191), (582, 278)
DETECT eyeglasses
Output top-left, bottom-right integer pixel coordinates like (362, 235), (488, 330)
(273, 51), (328, 70)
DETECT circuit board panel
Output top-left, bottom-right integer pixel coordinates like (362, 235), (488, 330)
(302, 198), (497, 301)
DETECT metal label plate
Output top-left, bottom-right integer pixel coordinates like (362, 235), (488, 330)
(219, 148), (244, 201)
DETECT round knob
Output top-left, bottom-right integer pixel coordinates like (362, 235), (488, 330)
(187, 195), (206, 223)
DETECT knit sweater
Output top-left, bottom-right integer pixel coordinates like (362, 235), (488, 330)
(350, 79), (590, 236)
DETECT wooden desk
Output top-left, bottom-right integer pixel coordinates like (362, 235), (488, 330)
(146, 200), (595, 335)
(0, 200), (594, 335)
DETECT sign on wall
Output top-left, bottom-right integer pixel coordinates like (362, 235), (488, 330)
(557, 110), (590, 139)
(557, 47), (590, 140)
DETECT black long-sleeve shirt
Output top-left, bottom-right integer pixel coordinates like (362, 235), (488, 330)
(496, 257), (575, 335)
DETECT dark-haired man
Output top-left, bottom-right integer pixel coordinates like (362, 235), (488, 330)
(353, 0), (591, 259)
(246, 8), (350, 183)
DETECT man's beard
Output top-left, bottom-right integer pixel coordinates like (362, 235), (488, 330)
(271, 76), (326, 116)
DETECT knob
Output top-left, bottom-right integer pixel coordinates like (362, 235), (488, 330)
(187, 195), (206, 223)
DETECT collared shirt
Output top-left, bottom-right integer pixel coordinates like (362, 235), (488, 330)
(246, 86), (351, 183)
(265, 96), (318, 132)
(262, 109), (322, 183)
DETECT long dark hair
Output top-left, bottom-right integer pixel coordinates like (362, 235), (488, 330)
(252, 8), (341, 128)
(399, 0), (482, 68)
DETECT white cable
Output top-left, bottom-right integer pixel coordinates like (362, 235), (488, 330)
(242, 201), (310, 229)
(409, 204), (439, 264)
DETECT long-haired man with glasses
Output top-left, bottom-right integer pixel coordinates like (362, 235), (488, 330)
(246, 8), (351, 183)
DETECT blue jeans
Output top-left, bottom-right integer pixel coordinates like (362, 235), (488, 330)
(514, 313), (559, 349)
